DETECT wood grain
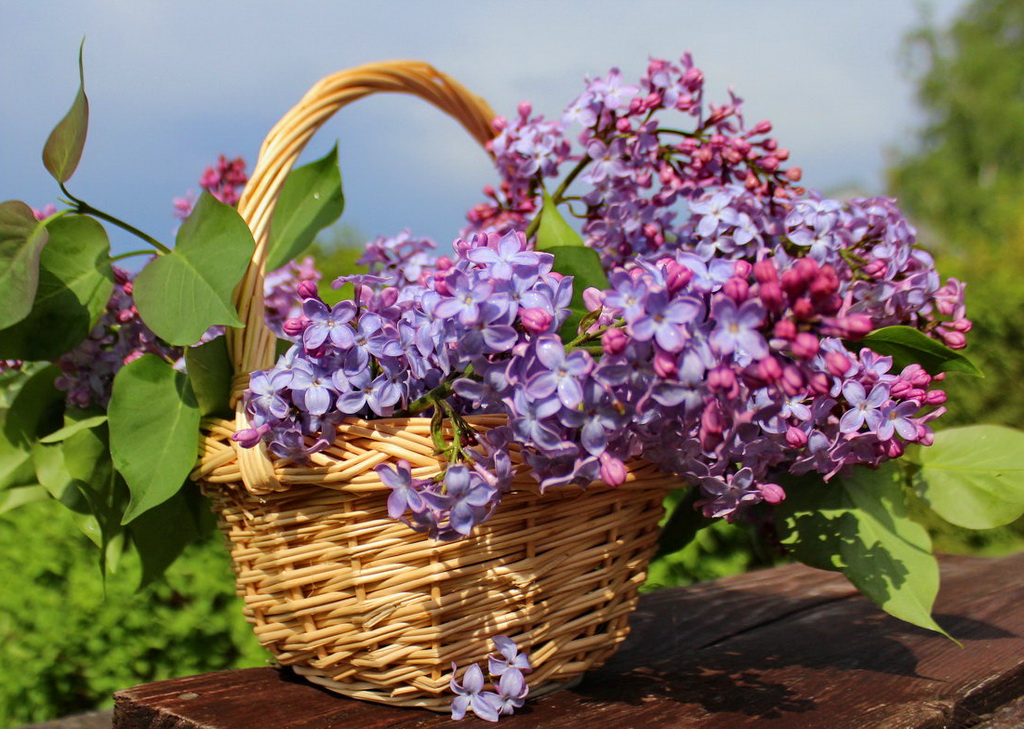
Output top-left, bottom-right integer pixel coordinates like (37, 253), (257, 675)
(113, 552), (1024, 729)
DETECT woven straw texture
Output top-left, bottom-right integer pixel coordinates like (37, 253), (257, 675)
(195, 61), (678, 710)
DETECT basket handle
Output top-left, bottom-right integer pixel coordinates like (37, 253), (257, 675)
(226, 60), (496, 493)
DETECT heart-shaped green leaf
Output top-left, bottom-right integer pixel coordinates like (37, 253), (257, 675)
(43, 41), (90, 183)
(185, 335), (233, 418)
(776, 462), (949, 638)
(545, 245), (609, 341)
(855, 326), (982, 377)
(128, 486), (206, 588)
(907, 424), (1024, 529)
(133, 192), (254, 345)
(0, 201), (50, 329)
(535, 187), (586, 251)
(108, 354), (200, 523)
(0, 214), (114, 360)
(266, 145), (345, 271)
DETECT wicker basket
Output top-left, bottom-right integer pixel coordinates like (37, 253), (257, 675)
(193, 61), (679, 711)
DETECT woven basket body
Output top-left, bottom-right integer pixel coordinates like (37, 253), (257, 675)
(194, 61), (677, 710)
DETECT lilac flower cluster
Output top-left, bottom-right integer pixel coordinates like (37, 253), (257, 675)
(237, 228), (581, 534)
(450, 636), (531, 722)
(466, 55), (803, 267)
(240, 56), (970, 523)
(173, 154), (248, 220)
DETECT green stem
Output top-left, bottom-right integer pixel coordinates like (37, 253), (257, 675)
(107, 249), (154, 263)
(60, 182), (172, 254)
(525, 156), (594, 241)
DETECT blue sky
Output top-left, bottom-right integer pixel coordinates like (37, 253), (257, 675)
(1, 1), (970, 262)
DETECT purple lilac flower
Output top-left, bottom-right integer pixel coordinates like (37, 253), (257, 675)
(450, 663), (501, 722)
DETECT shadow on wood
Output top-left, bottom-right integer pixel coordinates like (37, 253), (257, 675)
(113, 552), (1024, 729)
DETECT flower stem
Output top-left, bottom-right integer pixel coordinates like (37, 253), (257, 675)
(60, 182), (172, 254)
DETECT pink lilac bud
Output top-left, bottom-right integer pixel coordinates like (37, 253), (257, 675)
(708, 364), (739, 399)
(941, 330), (966, 349)
(791, 332), (819, 359)
(723, 276), (749, 302)
(297, 280), (319, 299)
(733, 260), (753, 279)
(785, 167), (803, 182)
(780, 365), (806, 397)
(925, 390), (947, 406)
(757, 356), (783, 383)
(749, 120), (772, 136)
(885, 439), (905, 458)
(780, 269), (806, 298)
(775, 148), (790, 161)
(785, 426), (807, 448)
(753, 260), (778, 283)
(283, 317), (308, 338)
(232, 424), (270, 449)
(791, 298), (815, 321)
(760, 482), (786, 504)
(664, 261), (693, 293)
(520, 307), (553, 335)
(808, 372), (831, 394)
(654, 349), (678, 378)
(863, 259), (887, 278)
(794, 258), (819, 282)
(599, 453), (627, 487)
(602, 327), (628, 355)
(901, 364), (931, 388)
(825, 351), (852, 377)
(774, 320), (796, 341)
(760, 156), (779, 173)
(517, 101), (532, 119)
(758, 281), (785, 312)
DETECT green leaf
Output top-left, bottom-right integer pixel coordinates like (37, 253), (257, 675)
(109, 354), (200, 523)
(266, 145), (345, 271)
(185, 336), (233, 418)
(133, 192), (254, 345)
(535, 187), (586, 251)
(31, 440), (103, 547)
(3, 365), (66, 442)
(855, 326), (982, 377)
(42, 40), (90, 183)
(775, 463), (949, 637)
(38, 414), (107, 443)
(545, 245), (609, 341)
(0, 484), (49, 514)
(128, 485), (205, 588)
(62, 414), (126, 570)
(0, 200), (50, 329)
(908, 424), (1024, 529)
(655, 486), (712, 558)
(0, 215), (113, 360)
(0, 409), (37, 491)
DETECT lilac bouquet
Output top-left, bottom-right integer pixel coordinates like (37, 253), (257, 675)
(224, 55), (1024, 721)
(4, 48), (1024, 723)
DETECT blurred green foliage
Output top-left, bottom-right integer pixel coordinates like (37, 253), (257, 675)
(888, 0), (1024, 427)
(0, 500), (267, 729)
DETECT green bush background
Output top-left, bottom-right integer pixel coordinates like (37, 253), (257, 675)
(0, 501), (267, 728)
(6, 0), (1024, 725)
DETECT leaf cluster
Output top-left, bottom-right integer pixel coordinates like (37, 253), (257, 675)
(0, 47), (343, 582)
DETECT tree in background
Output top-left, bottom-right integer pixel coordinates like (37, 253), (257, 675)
(888, 0), (1024, 426)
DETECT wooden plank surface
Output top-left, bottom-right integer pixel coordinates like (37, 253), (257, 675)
(113, 552), (1024, 729)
